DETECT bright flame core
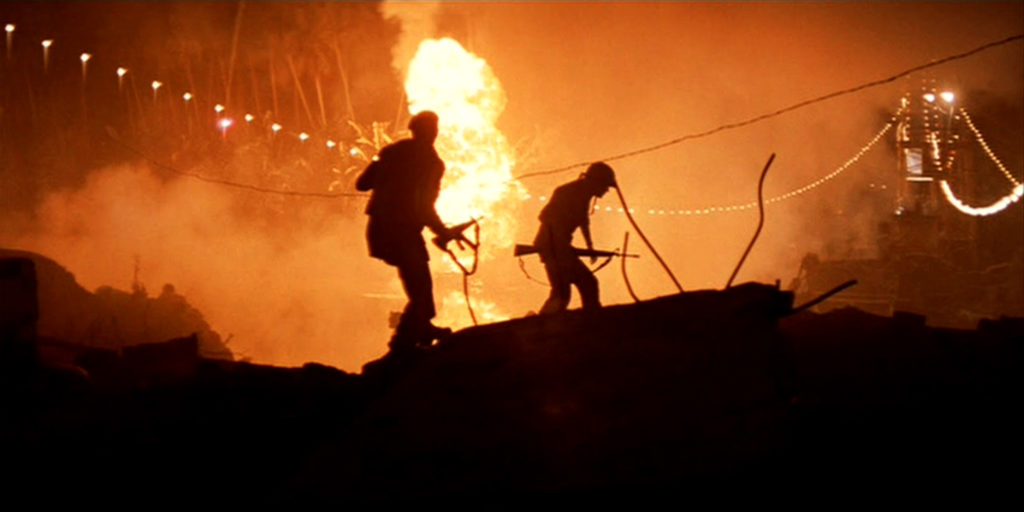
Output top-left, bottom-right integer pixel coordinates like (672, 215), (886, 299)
(404, 37), (527, 327)
(405, 38), (525, 256)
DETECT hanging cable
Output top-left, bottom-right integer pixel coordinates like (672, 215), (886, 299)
(790, 279), (858, 315)
(517, 257), (549, 286)
(726, 154), (775, 289)
(621, 232), (640, 303)
(440, 221), (481, 326)
(614, 184), (683, 293)
(106, 129), (369, 199)
(514, 34), (1022, 182)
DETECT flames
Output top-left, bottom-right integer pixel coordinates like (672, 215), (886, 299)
(403, 37), (527, 328)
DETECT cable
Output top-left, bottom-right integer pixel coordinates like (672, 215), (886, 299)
(726, 154), (775, 289)
(106, 130), (370, 199)
(621, 232), (640, 303)
(514, 34), (1023, 181)
(517, 257), (550, 286)
(614, 184), (684, 293)
(440, 221), (481, 326)
(790, 279), (859, 315)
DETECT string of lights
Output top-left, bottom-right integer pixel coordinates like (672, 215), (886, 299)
(2, 23), (378, 165)
(531, 115), (897, 217)
(960, 108), (1022, 187)
(107, 133), (368, 198)
(939, 180), (1023, 217)
(4, 22), (1021, 211)
(513, 33), (1023, 181)
(935, 107), (1023, 217)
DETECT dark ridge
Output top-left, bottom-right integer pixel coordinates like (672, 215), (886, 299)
(1, 253), (1020, 504)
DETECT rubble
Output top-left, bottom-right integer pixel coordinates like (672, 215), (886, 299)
(1, 251), (1020, 502)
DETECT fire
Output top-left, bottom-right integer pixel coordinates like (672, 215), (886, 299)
(404, 37), (527, 328)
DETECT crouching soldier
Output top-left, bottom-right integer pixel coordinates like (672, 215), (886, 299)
(533, 162), (617, 314)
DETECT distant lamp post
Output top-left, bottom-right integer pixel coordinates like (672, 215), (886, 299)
(151, 80), (162, 102)
(41, 39), (52, 72)
(5, 24), (14, 61)
(116, 67), (127, 90)
(940, 91), (954, 104)
(219, 117), (233, 138)
(79, 52), (91, 81)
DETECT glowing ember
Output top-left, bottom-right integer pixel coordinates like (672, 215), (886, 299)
(403, 37), (527, 328)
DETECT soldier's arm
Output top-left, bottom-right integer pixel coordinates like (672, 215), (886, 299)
(581, 218), (594, 251)
(424, 204), (446, 236)
(422, 167), (448, 236)
(355, 160), (378, 191)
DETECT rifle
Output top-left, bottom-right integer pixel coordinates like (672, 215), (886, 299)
(513, 244), (639, 259)
(433, 219), (479, 251)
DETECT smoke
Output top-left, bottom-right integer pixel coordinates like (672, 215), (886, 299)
(446, 2), (1023, 298)
(1, 3), (1020, 370)
(2, 163), (397, 371)
(382, 1), (441, 82)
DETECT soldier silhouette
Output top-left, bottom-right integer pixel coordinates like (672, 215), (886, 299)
(533, 162), (617, 314)
(356, 111), (456, 351)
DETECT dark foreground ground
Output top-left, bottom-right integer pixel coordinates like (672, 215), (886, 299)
(2, 282), (1021, 504)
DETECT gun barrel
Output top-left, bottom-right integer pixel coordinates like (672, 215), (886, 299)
(513, 244), (638, 258)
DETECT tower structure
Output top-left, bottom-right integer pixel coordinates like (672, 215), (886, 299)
(890, 78), (973, 262)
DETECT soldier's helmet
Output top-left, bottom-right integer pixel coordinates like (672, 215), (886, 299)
(408, 111), (439, 135)
(583, 162), (617, 188)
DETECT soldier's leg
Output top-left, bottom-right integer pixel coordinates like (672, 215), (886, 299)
(571, 258), (601, 310)
(397, 260), (436, 324)
(392, 259), (437, 350)
(539, 258), (572, 314)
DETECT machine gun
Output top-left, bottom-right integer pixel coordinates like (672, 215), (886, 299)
(433, 219), (479, 252)
(513, 244), (639, 259)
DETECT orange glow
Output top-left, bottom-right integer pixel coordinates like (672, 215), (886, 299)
(404, 37), (527, 327)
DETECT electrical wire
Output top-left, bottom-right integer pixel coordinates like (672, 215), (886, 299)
(621, 231), (640, 303)
(106, 130), (370, 199)
(726, 154), (775, 289)
(514, 34), (1023, 181)
(439, 221), (481, 326)
(614, 184), (684, 293)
